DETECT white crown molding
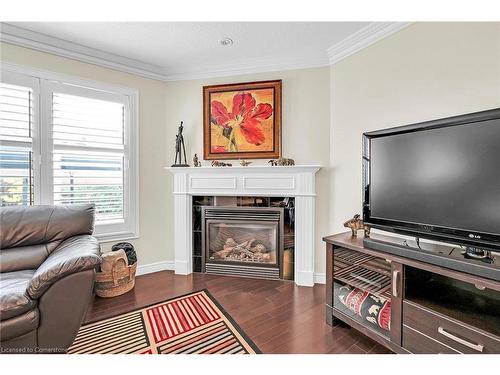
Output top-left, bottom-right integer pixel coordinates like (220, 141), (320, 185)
(327, 22), (412, 65)
(0, 23), (167, 81)
(0, 22), (329, 82)
(2, 22), (411, 82)
(161, 56), (330, 81)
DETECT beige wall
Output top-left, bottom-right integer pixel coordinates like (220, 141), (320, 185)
(0, 42), (331, 274)
(164, 68), (331, 274)
(330, 22), (500, 235)
(2, 21), (499, 277)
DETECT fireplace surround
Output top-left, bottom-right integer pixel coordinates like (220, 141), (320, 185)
(165, 165), (321, 286)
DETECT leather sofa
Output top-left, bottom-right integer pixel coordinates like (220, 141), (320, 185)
(0, 204), (102, 353)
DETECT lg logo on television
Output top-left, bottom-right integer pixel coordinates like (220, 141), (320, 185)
(469, 233), (481, 239)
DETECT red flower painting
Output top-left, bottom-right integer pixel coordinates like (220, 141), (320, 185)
(210, 145), (226, 153)
(203, 80), (282, 160)
(211, 92), (273, 150)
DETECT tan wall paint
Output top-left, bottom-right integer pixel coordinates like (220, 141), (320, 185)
(330, 22), (500, 235)
(0, 42), (331, 274)
(164, 68), (331, 274)
(2, 22), (499, 277)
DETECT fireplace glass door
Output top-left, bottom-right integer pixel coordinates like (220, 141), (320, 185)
(202, 207), (283, 279)
(206, 221), (279, 267)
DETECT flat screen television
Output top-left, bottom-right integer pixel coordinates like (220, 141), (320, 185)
(363, 108), (500, 251)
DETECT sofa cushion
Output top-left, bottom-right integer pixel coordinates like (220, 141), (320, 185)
(0, 243), (59, 274)
(0, 204), (95, 250)
(27, 235), (101, 299)
(0, 308), (39, 341)
(0, 270), (37, 321)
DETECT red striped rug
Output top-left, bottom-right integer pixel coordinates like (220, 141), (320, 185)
(69, 290), (260, 354)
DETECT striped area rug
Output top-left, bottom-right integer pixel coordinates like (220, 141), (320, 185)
(68, 290), (260, 354)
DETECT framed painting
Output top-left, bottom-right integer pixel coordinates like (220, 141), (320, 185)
(203, 80), (282, 160)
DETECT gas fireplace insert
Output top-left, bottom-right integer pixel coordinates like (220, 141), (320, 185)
(201, 206), (284, 279)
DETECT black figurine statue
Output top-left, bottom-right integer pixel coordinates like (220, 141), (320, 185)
(172, 121), (189, 167)
(193, 153), (201, 167)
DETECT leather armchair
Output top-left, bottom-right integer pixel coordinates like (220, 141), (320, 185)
(0, 204), (102, 353)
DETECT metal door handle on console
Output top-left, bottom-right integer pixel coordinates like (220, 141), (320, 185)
(437, 327), (484, 352)
(392, 270), (399, 297)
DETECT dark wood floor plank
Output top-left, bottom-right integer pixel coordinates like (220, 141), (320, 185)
(345, 344), (366, 354)
(85, 271), (388, 354)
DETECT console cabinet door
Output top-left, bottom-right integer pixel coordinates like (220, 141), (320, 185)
(390, 262), (404, 345)
(331, 246), (394, 341)
(403, 266), (500, 353)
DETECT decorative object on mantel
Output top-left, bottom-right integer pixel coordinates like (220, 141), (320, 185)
(239, 159), (252, 166)
(203, 80), (282, 160)
(193, 153), (202, 167)
(211, 160), (232, 167)
(171, 121), (189, 167)
(268, 157), (295, 166)
(343, 214), (371, 238)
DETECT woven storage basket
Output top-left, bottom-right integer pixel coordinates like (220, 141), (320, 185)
(95, 257), (137, 298)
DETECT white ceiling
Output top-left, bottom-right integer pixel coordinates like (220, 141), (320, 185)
(1, 22), (409, 80)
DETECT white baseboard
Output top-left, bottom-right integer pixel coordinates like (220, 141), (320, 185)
(314, 273), (326, 284)
(136, 260), (174, 276)
(135, 261), (327, 285)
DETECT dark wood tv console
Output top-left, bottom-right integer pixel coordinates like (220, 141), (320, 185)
(324, 232), (500, 354)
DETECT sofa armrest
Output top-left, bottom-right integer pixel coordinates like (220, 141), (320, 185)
(27, 235), (101, 299)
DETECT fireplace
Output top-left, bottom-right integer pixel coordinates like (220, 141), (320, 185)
(191, 195), (297, 280)
(167, 165), (320, 286)
(202, 207), (284, 279)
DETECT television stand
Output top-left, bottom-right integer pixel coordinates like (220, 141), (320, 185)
(363, 236), (500, 282)
(324, 232), (500, 354)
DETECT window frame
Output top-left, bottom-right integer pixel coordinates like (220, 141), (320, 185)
(1, 63), (139, 242)
(0, 71), (41, 205)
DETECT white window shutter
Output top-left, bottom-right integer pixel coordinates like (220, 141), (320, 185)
(51, 92), (126, 223)
(1, 65), (139, 241)
(0, 81), (35, 206)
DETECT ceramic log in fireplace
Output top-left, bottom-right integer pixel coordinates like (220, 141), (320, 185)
(202, 207), (284, 279)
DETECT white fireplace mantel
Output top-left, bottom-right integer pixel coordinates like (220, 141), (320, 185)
(165, 165), (321, 286)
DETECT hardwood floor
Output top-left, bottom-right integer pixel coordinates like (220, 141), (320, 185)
(85, 271), (391, 354)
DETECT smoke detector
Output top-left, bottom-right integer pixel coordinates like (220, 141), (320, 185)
(219, 37), (234, 47)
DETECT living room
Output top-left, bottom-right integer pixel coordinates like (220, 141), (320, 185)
(1, 1), (499, 372)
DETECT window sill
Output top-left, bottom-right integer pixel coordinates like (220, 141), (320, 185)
(94, 231), (139, 243)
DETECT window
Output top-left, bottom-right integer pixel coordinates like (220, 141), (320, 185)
(0, 66), (139, 241)
(51, 89), (126, 224)
(0, 73), (39, 207)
